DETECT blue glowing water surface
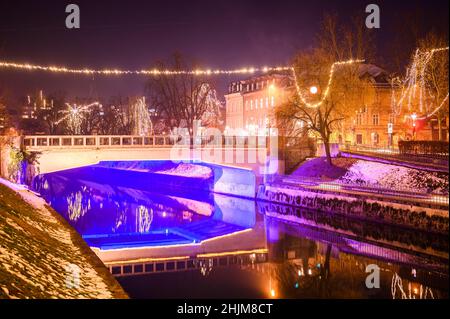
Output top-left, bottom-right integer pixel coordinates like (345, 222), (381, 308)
(32, 161), (256, 250)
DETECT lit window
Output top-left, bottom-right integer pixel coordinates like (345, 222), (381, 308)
(372, 114), (379, 125)
(260, 99), (263, 108)
(356, 113), (363, 125)
(271, 96), (275, 107)
(356, 134), (363, 144)
(250, 100), (253, 110)
(265, 97), (269, 108)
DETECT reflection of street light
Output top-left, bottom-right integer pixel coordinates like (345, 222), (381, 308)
(310, 86), (318, 95)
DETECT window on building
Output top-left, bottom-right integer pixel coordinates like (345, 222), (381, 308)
(372, 132), (379, 146)
(372, 114), (379, 125)
(356, 134), (363, 145)
(250, 100), (253, 110)
(271, 96), (275, 107)
(260, 99), (263, 108)
(265, 97), (269, 108)
(356, 113), (363, 125)
(389, 113), (395, 124)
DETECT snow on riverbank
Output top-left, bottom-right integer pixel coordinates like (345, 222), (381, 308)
(292, 157), (449, 195)
(155, 163), (213, 179)
(337, 160), (449, 195)
(0, 179), (127, 299)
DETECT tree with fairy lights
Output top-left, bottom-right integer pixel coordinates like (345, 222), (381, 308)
(277, 15), (375, 166)
(55, 101), (103, 135)
(131, 96), (153, 136)
(389, 33), (448, 141)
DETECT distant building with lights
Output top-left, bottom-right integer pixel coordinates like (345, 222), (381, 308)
(224, 71), (294, 136)
(225, 66), (448, 146)
(21, 90), (52, 120)
(339, 65), (448, 147)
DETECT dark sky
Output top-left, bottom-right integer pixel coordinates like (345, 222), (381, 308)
(0, 0), (448, 103)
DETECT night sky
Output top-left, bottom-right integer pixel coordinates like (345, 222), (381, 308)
(0, 0), (448, 103)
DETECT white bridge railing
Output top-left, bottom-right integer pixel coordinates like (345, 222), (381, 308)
(23, 135), (272, 149)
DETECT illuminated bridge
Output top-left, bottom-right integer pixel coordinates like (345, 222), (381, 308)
(21, 134), (280, 177)
(11, 134), (285, 199)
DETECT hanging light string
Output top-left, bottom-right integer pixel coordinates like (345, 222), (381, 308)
(390, 46), (449, 119)
(291, 59), (365, 108)
(0, 58), (365, 110)
(415, 93), (449, 120)
(3, 53), (446, 115)
(0, 60), (291, 76)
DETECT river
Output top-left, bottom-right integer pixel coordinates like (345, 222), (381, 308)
(32, 163), (449, 299)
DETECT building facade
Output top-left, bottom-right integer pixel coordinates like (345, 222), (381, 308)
(225, 72), (294, 136)
(225, 66), (448, 146)
(21, 90), (52, 120)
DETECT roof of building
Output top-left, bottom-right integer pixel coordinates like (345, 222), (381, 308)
(358, 64), (390, 84)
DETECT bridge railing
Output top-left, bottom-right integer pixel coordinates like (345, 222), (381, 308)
(23, 135), (273, 149)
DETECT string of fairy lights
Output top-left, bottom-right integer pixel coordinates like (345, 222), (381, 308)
(0, 47), (448, 120)
(390, 46), (449, 120)
(0, 58), (364, 110)
(0, 60), (291, 76)
(291, 59), (365, 108)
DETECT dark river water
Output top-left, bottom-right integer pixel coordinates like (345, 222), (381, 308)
(33, 163), (449, 299)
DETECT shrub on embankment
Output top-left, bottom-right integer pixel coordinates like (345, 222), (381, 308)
(258, 187), (449, 234)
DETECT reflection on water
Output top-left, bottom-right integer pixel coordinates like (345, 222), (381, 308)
(34, 165), (449, 299)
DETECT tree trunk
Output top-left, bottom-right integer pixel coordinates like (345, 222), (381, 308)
(323, 138), (333, 166)
(438, 113), (442, 141)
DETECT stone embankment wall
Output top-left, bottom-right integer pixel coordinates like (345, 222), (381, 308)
(257, 184), (449, 234)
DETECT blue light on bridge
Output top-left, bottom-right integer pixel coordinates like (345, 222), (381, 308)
(32, 160), (256, 250)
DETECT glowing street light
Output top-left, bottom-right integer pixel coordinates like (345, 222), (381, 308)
(309, 86), (318, 95)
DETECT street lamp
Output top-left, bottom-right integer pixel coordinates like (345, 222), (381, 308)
(268, 83), (276, 92)
(309, 86), (318, 95)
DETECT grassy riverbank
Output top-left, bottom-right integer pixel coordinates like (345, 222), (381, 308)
(0, 181), (128, 299)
